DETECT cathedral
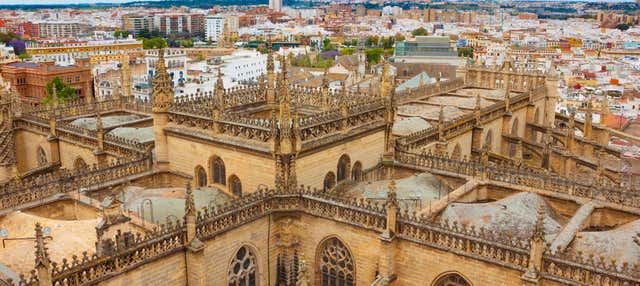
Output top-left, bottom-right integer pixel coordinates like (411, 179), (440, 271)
(0, 47), (638, 286)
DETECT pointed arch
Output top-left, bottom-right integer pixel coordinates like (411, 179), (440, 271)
(316, 236), (355, 286)
(195, 165), (207, 187)
(431, 272), (472, 286)
(351, 161), (362, 182)
(37, 146), (48, 167)
(323, 172), (336, 191)
(228, 175), (242, 197)
(210, 156), (226, 185)
(511, 118), (519, 135)
(227, 245), (258, 286)
(336, 154), (351, 182)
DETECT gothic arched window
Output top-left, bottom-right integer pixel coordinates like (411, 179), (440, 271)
(511, 118), (519, 136)
(212, 157), (226, 185)
(318, 238), (354, 286)
(228, 246), (257, 286)
(196, 165), (207, 187)
(229, 175), (242, 197)
(351, 161), (362, 182)
(323, 172), (336, 191)
(336, 154), (351, 182)
(37, 147), (47, 167)
(433, 273), (471, 286)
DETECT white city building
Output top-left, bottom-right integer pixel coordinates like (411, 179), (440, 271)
(145, 49), (188, 86)
(205, 15), (225, 43)
(269, 0), (282, 12)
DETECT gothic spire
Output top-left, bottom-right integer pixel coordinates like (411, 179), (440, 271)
(34, 223), (51, 268)
(215, 67), (225, 111)
(279, 55), (291, 124)
(266, 41), (274, 72)
(120, 53), (132, 99)
(532, 205), (545, 242)
(152, 48), (174, 113)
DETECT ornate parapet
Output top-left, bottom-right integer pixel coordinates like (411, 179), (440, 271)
(23, 97), (151, 121)
(395, 149), (640, 209)
(395, 86), (546, 151)
(395, 77), (465, 104)
(0, 156), (152, 211)
(10, 182), (640, 286)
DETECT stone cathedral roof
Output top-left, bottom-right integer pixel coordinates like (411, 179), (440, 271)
(567, 219), (640, 267)
(439, 192), (565, 239)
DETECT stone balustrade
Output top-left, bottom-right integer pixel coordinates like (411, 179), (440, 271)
(0, 156), (152, 210)
(395, 149), (640, 209)
(10, 182), (640, 286)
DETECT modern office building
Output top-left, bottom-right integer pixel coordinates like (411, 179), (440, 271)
(122, 14), (154, 35)
(394, 36), (460, 64)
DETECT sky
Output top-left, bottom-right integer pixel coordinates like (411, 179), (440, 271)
(0, 0), (635, 4)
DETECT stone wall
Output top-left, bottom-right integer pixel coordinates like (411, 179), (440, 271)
(99, 252), (186, 286)
(14, 130), (50, 172)
(201, 216), (277, 286)
(296, 131), (385, 189)
(165, 134), (275, 194)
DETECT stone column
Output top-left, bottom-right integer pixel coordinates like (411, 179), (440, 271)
(184, 182), (206, 286)
(34, 223), (53, 286)
(378, 181), (398, 283)
(521, 206), (545, 286)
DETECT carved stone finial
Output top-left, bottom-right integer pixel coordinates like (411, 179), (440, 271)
(532, 204), (545, 242)
(34, 223), (50, 268)
(185, 181), (195, 216)
(387, 180), (398, 208)
(215, 67), (225, 111)
(152, 48), (174, 113)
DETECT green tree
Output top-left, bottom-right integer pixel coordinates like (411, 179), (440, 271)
(114, 30), (130, 38)
(394, 33), (406, 42)
(137, 28), (151, 38)
(365, 48), (384, 65)
(412, 27), (429, 36)
(616, 23), (630, 31)
(141, 37), (168, 49)
(0, 32), (20, 44)
(43, 77), (77, 105)
(18, 53), (31, 60)
(322, 38), (335, 51)
(365, 36), (380, 47)
(457, 47), (474, 58)
(340, 48), (355, 55)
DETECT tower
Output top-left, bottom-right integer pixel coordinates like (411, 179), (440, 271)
(151, 49), (173, 169)
(120, 53), (132, 100)
(269, 0), (282, 12)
